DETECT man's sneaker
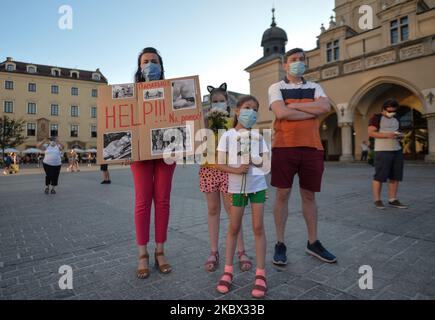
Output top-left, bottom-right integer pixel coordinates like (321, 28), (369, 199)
(272, 242), (288, 266)
(388, 199), (408, 209)
(374, 200), (386, 210)
(306, 240), (337, 264)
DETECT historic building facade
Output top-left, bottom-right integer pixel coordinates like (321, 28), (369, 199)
(0, 57), (107, 150)
(246, 0), (435, 162)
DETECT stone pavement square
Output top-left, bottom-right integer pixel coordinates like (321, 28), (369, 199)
(0, 163), (434, 300)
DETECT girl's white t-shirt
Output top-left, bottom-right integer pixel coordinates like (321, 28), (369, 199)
(43, 144), (62, 166)
(217, 128), (269, 194)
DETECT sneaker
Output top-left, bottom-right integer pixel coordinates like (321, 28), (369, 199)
(51, 189), (56, 194)
(44, 187), (49, 194)
(374, 200), (386, 210)
(306, 240), (337, 264)
(388, 200), (408, 209)
(272, 242), (287, 266)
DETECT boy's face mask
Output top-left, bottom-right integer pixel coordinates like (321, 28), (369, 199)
(141, 62), (162, 81)
(288, 61), (306, 77)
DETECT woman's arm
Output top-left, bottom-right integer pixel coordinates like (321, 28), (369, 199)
(36, 139), (47, 150)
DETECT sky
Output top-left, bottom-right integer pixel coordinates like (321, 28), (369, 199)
(1, 0), (335, 95)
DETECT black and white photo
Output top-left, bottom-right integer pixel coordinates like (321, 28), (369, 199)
(171, 79), (196, 110)
(112, 84), (135, 99)
(151, 125), (192, 156)
(103, 131), (132, 161)
(143, 88), (165, 101)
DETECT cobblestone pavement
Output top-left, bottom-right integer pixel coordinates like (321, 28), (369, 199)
(0, 163), (434, 300)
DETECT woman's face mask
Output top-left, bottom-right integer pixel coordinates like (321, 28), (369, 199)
(238, 109), (257, 129)
(141, 62), (162, 81)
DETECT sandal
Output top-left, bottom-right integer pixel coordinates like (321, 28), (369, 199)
(216, 272), (233, 294)
(204, 251), (219, 272)
(238, 251), (252, 272)
(155, 251), (172, 274)
(251, 275), (267, 299)
(137, 253), (150, 279)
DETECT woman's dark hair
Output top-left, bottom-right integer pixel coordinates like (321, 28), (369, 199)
(233, 95), (260, 128)
(134, 47), (165, 83)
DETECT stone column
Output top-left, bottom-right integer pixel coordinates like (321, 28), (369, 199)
(339, 122), (354, 162)
(425, 114), (435, 163)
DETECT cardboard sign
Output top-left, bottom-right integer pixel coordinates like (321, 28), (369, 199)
(97, 76), (205, 164)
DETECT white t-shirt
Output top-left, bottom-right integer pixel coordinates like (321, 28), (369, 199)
(43, 144), (62, 166)
(217, 128), (269, 194)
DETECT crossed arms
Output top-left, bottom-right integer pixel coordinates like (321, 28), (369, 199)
(270, 97), (331, 121)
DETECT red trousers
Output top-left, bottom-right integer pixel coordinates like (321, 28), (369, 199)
(131, 159), (176, 245)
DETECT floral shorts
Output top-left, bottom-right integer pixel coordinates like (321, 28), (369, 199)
(199, 167), (229, 194)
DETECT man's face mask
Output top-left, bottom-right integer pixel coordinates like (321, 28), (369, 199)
(141, 62), (162, 81)
(384, 109), (397, 118)
(288, 61), (306, 77)
(238, 109), (257, 129)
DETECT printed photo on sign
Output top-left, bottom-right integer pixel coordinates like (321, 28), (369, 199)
(151, 125), (192, 156)
(171, 79), (196, 110)
(143, 88), (165, 101)
(103, 131), (132, 161)
(112, 84), (135, 99)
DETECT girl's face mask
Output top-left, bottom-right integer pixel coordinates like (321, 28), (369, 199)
(238, 109), (258, 129)
(211, 102), (227, 111)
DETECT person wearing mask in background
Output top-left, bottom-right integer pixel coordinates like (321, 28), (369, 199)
(360, 141), (369, 162)
(37, 137), (64, 194)
(268, 48), (337, 266)
(368, 99), (408, 210)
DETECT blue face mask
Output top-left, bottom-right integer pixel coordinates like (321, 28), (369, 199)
(141, 62), (162, 81)
(238, 109), (257, 129)
(211, 102), (227, 111)
(288, 61), (306, 77)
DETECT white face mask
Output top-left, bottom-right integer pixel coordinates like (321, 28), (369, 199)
(385, 112), (396, 118)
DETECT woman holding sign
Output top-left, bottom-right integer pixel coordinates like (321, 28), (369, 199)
(132, 47), (176, 279)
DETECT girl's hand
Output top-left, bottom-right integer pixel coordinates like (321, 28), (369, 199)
(235, 164), (249, 174)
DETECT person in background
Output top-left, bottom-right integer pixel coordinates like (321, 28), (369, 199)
(100, 164), (111, 184)
(360, 141), (369, 161)
(37, 137), (64, 194)
(368, 99), (408, 210)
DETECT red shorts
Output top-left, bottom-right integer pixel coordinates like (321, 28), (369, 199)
(199, 166), (229, 193)
(271, 147), (324, 192)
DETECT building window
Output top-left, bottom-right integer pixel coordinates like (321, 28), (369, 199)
(91, 125), (97, 138)
(91, 106), (97, 118)
(326, 40), (340, 62)
(71, 125), (79, 137)
(5, 80), (13, 90)
(92, 73), (101, 81)
(27, 65), (37, 73)
(51, 69), (61, 77)
(71, 71), (79, 79)
(71, 105), (79, 117)
(51, 85), (59, 94)
(27, 103), (37, 115)
(51, 104), (59, 116)
(50, 124), (59, 137)
(28, 83), (37, 92)
(6, 64), (15, 71)
(391, 16), (409, 44)
(27, 123), (36, 136)
(71, 87), (79, 96)
(92, 89), (98, 98)
(4, 101), (13, 113)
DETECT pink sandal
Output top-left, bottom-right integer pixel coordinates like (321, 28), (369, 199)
(238, 251), (252, 272)
(204, 251), (219, 272)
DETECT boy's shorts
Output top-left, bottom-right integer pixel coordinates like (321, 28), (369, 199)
(232, 190), (267, 207)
